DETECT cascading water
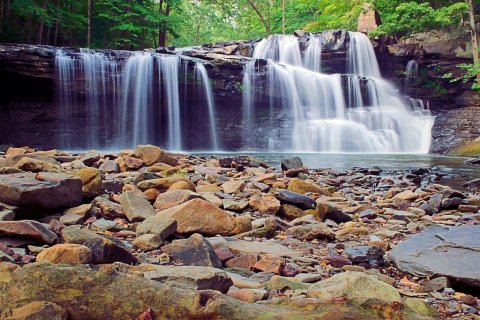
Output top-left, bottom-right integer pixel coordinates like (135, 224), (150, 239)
(242, 31), (434, 153)
(195, 62), (219, 151)
(404, 59), (419, 91)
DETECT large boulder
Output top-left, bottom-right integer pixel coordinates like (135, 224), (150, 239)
(158, 198), (252, 236)
(392, 225), (480, 288)
(36, 244), (92, 264)
(0, 173), (82, 208)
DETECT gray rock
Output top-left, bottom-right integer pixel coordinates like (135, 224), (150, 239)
(91, 197), (124, 219)
(392, 225), (480, 288)
(119, 192), (154, 222)
(0, 210), (15, 221)
(281, 157), (303, 171)
(99, 160), (119, 173)
(0, 172), (82, 208)
(162, 233), (222, 268)
(136, 215), (177, 240)
(345, 246), (384, 267)
(59, 213), (84, 226)
(144, 265), (233, 293)
(90, 218), (123, 232)
(61, 225), (99, 244)
(274, 189), (315, 210)
(84, 236), (137, 264)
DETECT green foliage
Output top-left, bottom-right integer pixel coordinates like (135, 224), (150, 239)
(304, 0), (366, 32)
(443, 63), (480, 90)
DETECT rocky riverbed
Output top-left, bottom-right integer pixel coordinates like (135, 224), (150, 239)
(1, 145), (480, 319)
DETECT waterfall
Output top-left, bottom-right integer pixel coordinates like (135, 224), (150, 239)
(404, 59), (419, 90)
(195, 62), (219, 151)
(242, 32), (434, 153)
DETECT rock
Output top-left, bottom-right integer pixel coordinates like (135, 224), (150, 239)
(314, 199), (352, 223)
(278, 204), (304, 219)
(84, 237), (137, 264)
(133, 234), (162, 251)
(321, 252), (352, 268)
(307, 271), (402, 306)
(0, 251), (15, 263)
(199, 192), (223, 207)
(15, 157), (62, 172)
(253, 254), (285, 274)
(465, 178), (480, 190)
(0, 210), (15, 221)
(0, 220), (57, 244)
(441, 197), (463, 210)
(0, 173), (82, 208)
(63, 204), (91, 217)
(90, 218), (123, 232)
(0, 301), (68, 320)
(134, 144), (177, 166)
(265, 275), (310, 291)
(393, 190), (417, 201)
(159, 198), (252, 236)
(144, 265), (232, 293)
(222, 199), (249, 211)
(36, 244), (92, 264)
(404, 298), (435, 317)
(225, 239), (299, 258)
(287, 223), (335, 241)
(92, 196), (124, 219)
(288, 178), (333, 196)
(227, 288), (267, 303)
(221, 180), (246, 194)
(79, 151), (100, 166)
(274, 189), (315, 210)
(196, 184), (221, 193)
(74, 167), (102, 198)
(136, 216), (177, 240)
(345, 246), (384, 267)
(281, 157), (303, 171)
(59, 213), (83, 226)
(154, 190), (200, 210)
(168, 180), (194, 191)
(119, 192), (154, 222)
(225, 254), (258, 270)
(99, 160), (119, 173)
(61, 225), (99, 244)
(248, 195), (280, 215)
(392, 225), (480, 288)
(137, 177), (195, 192)
(162, 233), (222, 268)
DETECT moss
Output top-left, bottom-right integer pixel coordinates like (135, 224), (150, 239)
(448, 141), (480, 157)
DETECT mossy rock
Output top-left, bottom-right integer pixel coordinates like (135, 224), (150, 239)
(448, 140), (480, 157)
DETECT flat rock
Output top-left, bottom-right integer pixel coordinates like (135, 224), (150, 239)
(136, 216), (177, 240)
(61, 225), (99, 244)
(221, 180), (246, 194)
(225, 239), (300, 258)
(144, 265), (233, 293)
(158, 198), (251, 236)
(119, 192), (154, 222)
(154, 189), (200, 210)
(392, 225), (480, 288)
(162, 233), (222, 268)
(287, 223), (335, 241)
(0, 220), (57, 244)
(0, 172), (82, 208)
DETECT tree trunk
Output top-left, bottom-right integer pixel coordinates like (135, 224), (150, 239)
(35, 0), (48, 44)
(158, 0), (164, 47)
(246, 0), (270, 34)
(467, 0), (480, 87)
(159, 3), (170, 48)
(87, 0), (92, 47)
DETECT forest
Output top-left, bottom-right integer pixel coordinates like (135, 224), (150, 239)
(0, 0), (474, 49)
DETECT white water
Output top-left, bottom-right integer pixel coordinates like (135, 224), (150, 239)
(242, 31), (434, 153)
(405, 59), (419, 90)
(195, 62), (219, 151)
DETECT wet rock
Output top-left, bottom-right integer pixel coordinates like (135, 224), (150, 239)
(158, 198), (252, 236)
(36, 244), (92, 264)
(345, 246), (384, 267)
(307, 271), (402, 306)
(144, 265), (232, 293)
(154, 190), (200, 210)
(134, 144), (178, 166)
(136, 216), (177, 239)
(0, 172), (82, 208)
(392, 225), (480, 288)
(248, 195), (280, 215)
(162, 233), (222, 268)
(274, 189), (315, 210)
(281, 157), (303, 171)
(119, 192), (154, 222)
(84, 237), (137, 264)
(0, 220), (57, 244)
(0, 301), (68, 320)
(133, 234), (162, 251)
(74, 167), (102, 198)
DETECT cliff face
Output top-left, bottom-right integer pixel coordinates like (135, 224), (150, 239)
(0, 28), (477, 153)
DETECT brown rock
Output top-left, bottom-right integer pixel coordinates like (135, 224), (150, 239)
(123, 156), (144, 170)
(227, 288), (267, 303)
(74, 167), (102, 198)
(0, 301), (68, 320)
(196, 184), (221, 193)
(119, 192), (154, 222)
(133, 234), (162, 251)
(168, 181), (194, 191)
(162, 233), (222, 268)
(225, 254), (258, 270)
(5, 147), (27, 156)
(288, 178), (333, 196)
(15, 157), (62, 173)
(92, 197), (124, 219)
(136, 216), (177, 240)
(137, 177), (195, 192)
(144, 188), (161, 202)
(248, 195), (280, 215)
(278, 204), (304, 220)
(0, 220), (57, 244)
(159, 198), (252, 236)
(221, 180), (246, 194)
(134, 145), (178, 167)
(154, 190), (200, 210)
(253, 254), (285, 274)
(36, 244), (92, 264)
